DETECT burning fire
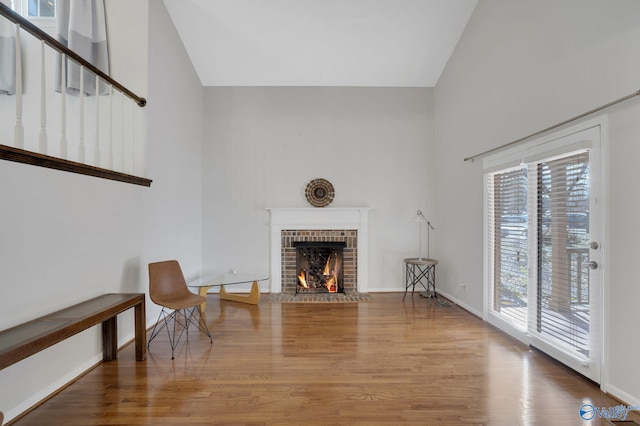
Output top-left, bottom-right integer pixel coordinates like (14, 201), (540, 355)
(297, 251), (342, 292)
(298, 270), (308, 288)
(324, 253), (340, 293)
(322, 253), (332, 276)
(333, 254), (341, 278)
(326, 276), (337, 293)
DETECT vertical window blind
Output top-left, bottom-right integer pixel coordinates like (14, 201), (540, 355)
(488, 167), (529, 329)
(535, 152), (590, 357)
(488, 151), (591, 359)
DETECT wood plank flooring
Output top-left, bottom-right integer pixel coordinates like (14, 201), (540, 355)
(10, 294), (639, 425)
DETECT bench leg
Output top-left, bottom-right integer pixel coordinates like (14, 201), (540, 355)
(219, 281), (260, 305)
(102, 317), (118, 361)
(102, 301), (146, 362)
(135, 300), (146, 361)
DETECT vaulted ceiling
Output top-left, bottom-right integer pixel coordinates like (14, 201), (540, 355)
(163, 0), (477, 87)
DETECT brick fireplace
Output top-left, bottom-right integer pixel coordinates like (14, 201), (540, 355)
(267, 208), (370, 294)
(282, 230), (356, 293)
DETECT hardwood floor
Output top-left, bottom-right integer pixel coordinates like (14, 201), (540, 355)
(10, 294), (638, 425)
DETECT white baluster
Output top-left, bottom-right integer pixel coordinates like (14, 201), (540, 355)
(121, 92), (125, 172)
(108, 85), (113, 169)
(60, 54), (68, 159)
(39, 41), (47, 154)
(94, 76), (100, 166)
(130, 101), (135, 174)
(14, 24), (23, 149)
(78, 65), (85, 162)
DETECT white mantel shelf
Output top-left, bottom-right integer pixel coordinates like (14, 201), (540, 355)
(266, 207), (370, 293)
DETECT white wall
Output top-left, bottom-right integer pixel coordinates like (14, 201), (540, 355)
(202, 87), (435, 291)
(143, 0), (203, 278)
(434, 0), (640, 405)
(0, 0), (204, 422)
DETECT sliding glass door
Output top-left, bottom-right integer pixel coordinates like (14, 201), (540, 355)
(485, 122), (603, 382)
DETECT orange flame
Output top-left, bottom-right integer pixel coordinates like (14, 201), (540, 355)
(322, 253), (332, 276)
(298, 270), (308, 288)
(325, 252), (341, 292)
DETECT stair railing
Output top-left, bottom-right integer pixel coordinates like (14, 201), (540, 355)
(0, 3), (151, 186)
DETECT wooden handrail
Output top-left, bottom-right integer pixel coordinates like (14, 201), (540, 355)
(0, 2), (146, 107)
(0, 144), (152, 186)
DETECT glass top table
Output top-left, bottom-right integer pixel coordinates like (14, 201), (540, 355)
(188, 274), (269, 309)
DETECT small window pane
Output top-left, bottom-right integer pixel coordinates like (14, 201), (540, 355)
(40, 0), (54, 17)
(25, 0), (55, 17)
(27, 0), (37, 16)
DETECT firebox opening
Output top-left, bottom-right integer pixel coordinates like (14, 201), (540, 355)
(293, 241), (346, 294)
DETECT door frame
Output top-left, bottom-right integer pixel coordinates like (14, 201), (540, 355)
(483, 116), (608, 384)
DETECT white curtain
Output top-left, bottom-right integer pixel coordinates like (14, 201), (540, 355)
(0, 0), (16, 95)
(55, 0), (109, 96)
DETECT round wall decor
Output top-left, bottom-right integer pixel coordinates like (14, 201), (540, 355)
(305, 178), (335, 207)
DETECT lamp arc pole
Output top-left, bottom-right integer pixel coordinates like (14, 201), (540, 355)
(416, 210), (434, 260)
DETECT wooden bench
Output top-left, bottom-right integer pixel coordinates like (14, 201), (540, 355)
(0, 293), (146, 370)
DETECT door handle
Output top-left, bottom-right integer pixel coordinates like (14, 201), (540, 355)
(589, 261), (598, 270)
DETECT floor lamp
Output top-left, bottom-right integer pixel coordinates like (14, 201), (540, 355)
(416, 210), (434, 260)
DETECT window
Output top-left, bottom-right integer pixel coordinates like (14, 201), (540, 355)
(28, 0), (55, 17)
(485, 120), (604, 383)
(10, 0), (55, 18)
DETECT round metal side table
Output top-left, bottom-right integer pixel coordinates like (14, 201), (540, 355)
(403, 258), (438, 301)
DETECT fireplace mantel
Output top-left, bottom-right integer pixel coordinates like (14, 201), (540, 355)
(266, 207), (370, 293)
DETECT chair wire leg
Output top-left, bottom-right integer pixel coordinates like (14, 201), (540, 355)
(171, 310), (180, 359)
(148, 306), (212, 359)
(194, 307), (213, 343)
(148, 308), (169, 347)
(184, 308), (191, 338)
(183, 306), (212, 344)
(168, 309), (189, 360)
